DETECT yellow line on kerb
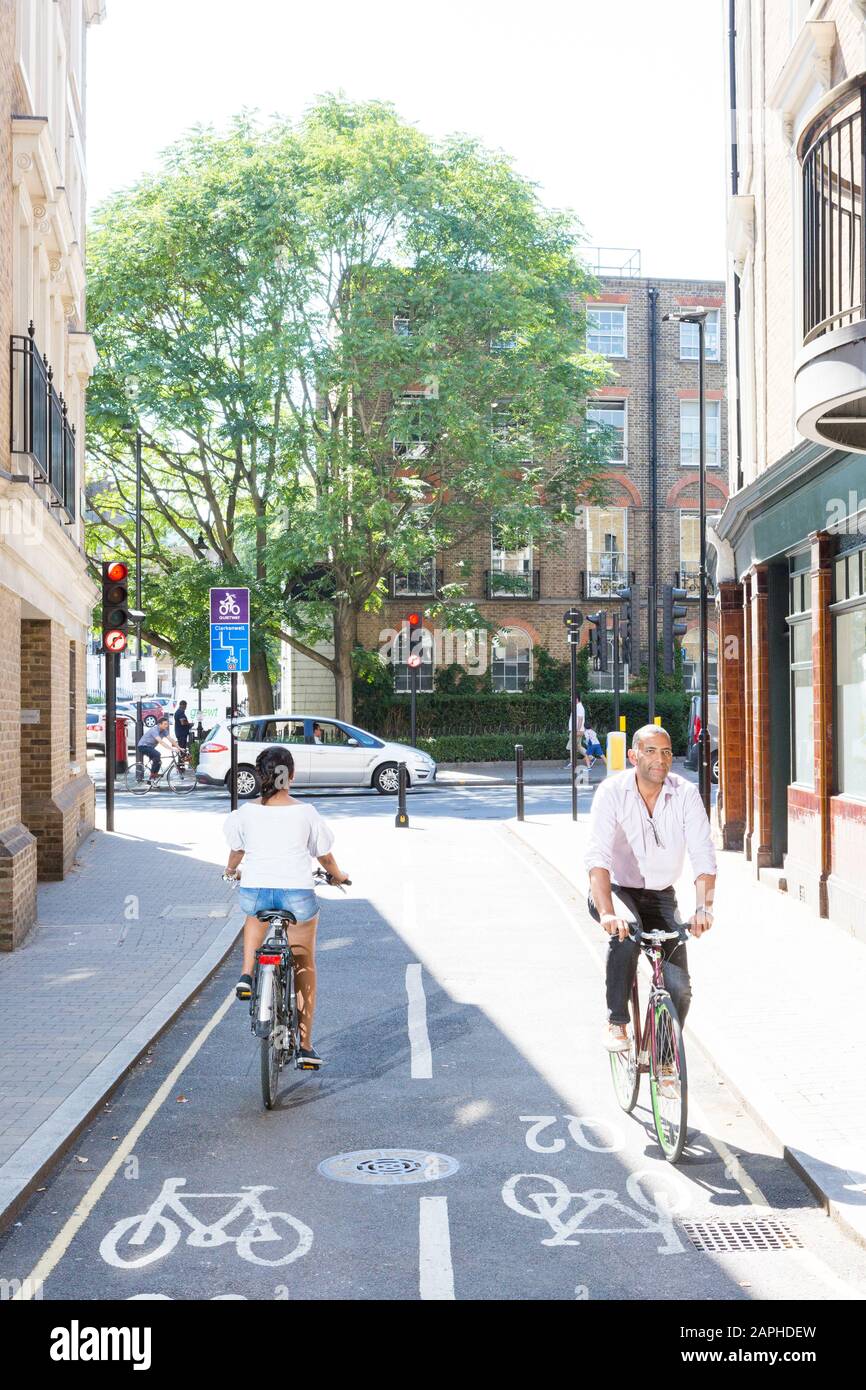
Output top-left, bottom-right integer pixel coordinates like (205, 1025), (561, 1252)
(13, 988), (236, 1300)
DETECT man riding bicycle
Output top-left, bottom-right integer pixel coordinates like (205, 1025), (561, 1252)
(585, 724), (716, 1054)
(137, 716), (178, 780)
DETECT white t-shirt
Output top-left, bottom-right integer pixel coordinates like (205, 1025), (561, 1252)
(223, 800), (335, 888)
(568, 703), (586, 734)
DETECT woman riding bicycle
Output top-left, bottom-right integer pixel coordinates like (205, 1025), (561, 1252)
(223, 745), (349, 1069)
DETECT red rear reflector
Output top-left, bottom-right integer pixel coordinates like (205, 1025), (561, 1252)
(202, 743), (228, 753)
(257, 954), (281, 965)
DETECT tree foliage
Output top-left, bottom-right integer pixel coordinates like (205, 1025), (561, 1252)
(86, 98), (614, 717)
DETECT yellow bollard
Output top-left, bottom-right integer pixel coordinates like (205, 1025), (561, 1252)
(619, 715), (627, 733)
(606, 730), (627, 773)
(654, 715), (662, 726)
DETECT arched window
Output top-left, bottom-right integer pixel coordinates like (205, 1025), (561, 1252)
(491, 628), (532, 693)
(680, 629), (718, 694)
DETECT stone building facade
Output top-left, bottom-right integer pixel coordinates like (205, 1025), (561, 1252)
(0, 1), (103, 947)
(715, 1), (866, 934)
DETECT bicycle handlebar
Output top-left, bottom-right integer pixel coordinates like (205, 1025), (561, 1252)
(628, 925), (691, 945)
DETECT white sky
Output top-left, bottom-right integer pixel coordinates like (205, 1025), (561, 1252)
(87, 0), (728, 281)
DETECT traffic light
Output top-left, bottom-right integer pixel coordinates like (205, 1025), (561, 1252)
(102, 560), (129, 653)
(587, 611), (608, 672)
(563, 606), (583, 646)
(619, 586), (639, 670)
(663, 585), (688, 674)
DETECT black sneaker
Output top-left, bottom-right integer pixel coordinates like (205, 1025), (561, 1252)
(235, 974), (252, 1000)
(297, 1046), (324, 1069)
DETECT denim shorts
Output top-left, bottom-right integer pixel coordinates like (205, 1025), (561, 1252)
(238, 887), (319, 921)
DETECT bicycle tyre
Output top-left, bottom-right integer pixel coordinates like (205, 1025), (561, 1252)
(649, 993), (688, 1163)
(167, 761), (197, 796)
(609, 990), (640, 1113)
(260, 973), (280, 1110)
(125, 765), (152, 796)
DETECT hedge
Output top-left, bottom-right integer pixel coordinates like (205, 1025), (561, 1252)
(419, 732), (566, 763)
(356, 690), (690, 755)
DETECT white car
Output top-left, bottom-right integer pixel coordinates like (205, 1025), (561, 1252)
(195, 714), (437, 797)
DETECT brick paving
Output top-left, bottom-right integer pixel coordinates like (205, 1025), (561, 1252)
(0, 799), (239, 1173)
(509, 805), (866, 1245)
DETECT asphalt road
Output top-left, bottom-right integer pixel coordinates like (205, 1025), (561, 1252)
(1, 784), (861, 1302)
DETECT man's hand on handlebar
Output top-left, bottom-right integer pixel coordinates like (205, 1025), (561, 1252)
(600, 913), (632, 942)
(688, 907), (713, 937)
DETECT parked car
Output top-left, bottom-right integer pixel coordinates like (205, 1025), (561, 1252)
(114, 699), (168, 729)
(684, 693), (719, 784)
(195, 714), (437, 797)
(86, 707), (136, 754)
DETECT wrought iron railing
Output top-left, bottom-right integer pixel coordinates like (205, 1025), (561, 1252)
(674, 567), (715, 597)
(580, 568), (635, 600)
(10, 323), (75, 520)
(390, 566), (443, 599)
(800, 79), (866, 344)
(484, 568), (540, 600)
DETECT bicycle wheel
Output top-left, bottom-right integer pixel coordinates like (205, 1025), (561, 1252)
(167, 760), (197, 796)
(609, 990), (640, 1113)
(260, 973), (280, 1110)
(125, 763), (152, 796)
(649, 993), (688, 1163)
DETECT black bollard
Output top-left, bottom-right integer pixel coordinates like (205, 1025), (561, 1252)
(515, 743), (525, 822)
(395, 760), (409, 828)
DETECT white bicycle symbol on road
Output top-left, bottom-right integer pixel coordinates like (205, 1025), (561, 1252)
(99, 1179), (313, 1269)
(218, 593), (241, 618)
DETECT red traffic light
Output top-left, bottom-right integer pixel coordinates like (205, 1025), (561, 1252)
(104, 629), (128, 653)
(106, 561), (128, 583)
(406, 612), (421, 629)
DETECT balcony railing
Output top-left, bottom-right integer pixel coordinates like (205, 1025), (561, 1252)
(10, 323), (76, 521)
(801, 80), (866, 344)
(390, 567), (443, 599)
(674, 567), (716, 597)
(580, 567), (635, 600)
(484, 568), (540, 600)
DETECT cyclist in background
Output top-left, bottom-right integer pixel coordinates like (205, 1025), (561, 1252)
(137, 716), (178, 781)
(223, 745), (349, 1069)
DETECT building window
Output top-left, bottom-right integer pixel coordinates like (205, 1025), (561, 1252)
(587, 306), (627, 358)
(490, 519), (533, 597)
(69, 642), (76, 759)
(585, 506), (627, 598)
(833, 550), (866, 797)
(392, 626), (434, 693)
(587, 398), (627, 464)
(393, 314), (411, 336)
(491, 628), (532, 692)
(679, 399), (721, 467)
(393, 403), (430, 459)
(393, 558), (436, 596)
(681, 629), (718, 694)
(679, 309), (720, 362)
(788, 568), (813, 788)
(679, 512), (722, 594)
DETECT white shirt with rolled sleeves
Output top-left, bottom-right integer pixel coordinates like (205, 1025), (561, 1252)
(584, 769), (716, 890)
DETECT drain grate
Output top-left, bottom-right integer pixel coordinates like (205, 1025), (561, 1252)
(682, 1219), (803, 1253)
(318, 1148), (459, 1186)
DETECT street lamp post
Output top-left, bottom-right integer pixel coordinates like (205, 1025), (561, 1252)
(662, 309), (711, 816)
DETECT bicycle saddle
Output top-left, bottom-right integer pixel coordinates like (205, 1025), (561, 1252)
(256, 908), (297, 924)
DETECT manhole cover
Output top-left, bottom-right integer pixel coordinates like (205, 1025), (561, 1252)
(318, 1149), (459, 1186)
(682, 1219), (803, 1253)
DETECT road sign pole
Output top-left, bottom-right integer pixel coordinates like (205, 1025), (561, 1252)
(105, 647), (115, 832)
(230, 672), (238, 811)
(570, 636), (578, 823)
(613, 613), (621, 728)
(410, 662), (418, 748)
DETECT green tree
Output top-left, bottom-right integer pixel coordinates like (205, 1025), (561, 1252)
(86, 99), (613, 718)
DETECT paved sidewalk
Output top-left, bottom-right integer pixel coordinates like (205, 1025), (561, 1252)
(0, 799), (242, 1231)
(508, 808), (866, 1248)
(436, 759), (604, 786)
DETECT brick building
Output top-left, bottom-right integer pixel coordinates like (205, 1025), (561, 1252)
(349, 257), (727, 703)
(0, 1), (103, 948)
(714, 1), (866, 933)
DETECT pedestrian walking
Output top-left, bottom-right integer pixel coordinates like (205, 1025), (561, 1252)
(583, 727), (607, 769)
(565, 695), (587, 767)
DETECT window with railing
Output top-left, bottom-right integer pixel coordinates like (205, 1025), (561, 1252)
(10, 323), (76, 521)
(391, 560), (440, 597)
(800, 81), (866, 344)
(678, 512), (721, 594)
(489, 520), (535, 597)
(585, 506), (627, 597)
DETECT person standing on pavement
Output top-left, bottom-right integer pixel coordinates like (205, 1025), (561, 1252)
(565, 695), (586, 768)
(174, 700), (191, 753)
(223, 745), (349, 1069)
(584, 725), (716, 1053)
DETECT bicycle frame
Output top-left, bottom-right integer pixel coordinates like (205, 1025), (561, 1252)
(629, 932), (684, 1074)
(128, 1179), (279, 1248)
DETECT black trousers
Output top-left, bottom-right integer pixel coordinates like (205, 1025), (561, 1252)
(587, 885), (691, 1027)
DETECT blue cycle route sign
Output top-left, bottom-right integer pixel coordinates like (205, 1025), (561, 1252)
(210, 587), (250, 673)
